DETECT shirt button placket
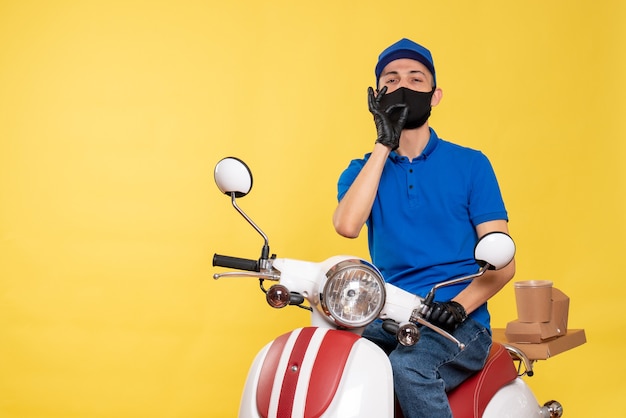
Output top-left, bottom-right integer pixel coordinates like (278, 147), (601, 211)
(408, 166), (418, 206)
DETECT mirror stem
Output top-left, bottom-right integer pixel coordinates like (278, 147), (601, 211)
(230, 193), (271, 263)
(421, 264), (491, 309)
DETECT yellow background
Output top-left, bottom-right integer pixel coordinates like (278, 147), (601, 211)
(1, 1), (623, 417)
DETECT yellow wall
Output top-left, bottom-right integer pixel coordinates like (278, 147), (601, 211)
(1, 1), (623, 417)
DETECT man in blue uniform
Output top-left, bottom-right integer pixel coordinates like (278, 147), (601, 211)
(333, 38), (516, 417)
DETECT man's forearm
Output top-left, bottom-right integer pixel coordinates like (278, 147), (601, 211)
(333, 144), (390, 238)
(452, 259), (515, 315)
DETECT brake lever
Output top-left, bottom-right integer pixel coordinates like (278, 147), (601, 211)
(213, 271), (281, 280)
(413, 317), (465, 350)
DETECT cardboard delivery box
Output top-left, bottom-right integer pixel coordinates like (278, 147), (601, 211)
(504, 287), (570, 343)
(493, 328), (586, 361)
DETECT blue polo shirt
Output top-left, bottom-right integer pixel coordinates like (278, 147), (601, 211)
(337, 128), (508, 329)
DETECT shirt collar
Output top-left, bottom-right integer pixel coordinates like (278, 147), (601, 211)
(389, 128), (440, 162)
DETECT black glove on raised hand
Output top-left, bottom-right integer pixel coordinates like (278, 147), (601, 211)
(368, 86), (408, 151)
(423, 301), (468, 333)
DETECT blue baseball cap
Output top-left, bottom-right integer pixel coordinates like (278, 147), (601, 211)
(375, 38), (436, 86)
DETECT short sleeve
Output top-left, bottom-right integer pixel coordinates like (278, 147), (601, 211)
(337, 155), (369, 202)
(468, 152), (508, 226)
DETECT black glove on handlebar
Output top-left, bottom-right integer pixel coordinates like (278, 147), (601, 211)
(423, 301), (468, 333)
(368, 86), (408, 151)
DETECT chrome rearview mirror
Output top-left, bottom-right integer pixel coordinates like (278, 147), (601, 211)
(214, 157), (253, 198)
(213, 157), (271, 268)
(474, 232), (516, 270)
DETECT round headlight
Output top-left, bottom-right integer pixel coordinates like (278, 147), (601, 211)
(320, 259), (385, 328)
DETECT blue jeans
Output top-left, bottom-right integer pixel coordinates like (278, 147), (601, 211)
(362, 318), (492, 418)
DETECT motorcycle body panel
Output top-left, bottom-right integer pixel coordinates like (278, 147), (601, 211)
(482, 378), (543, 418)
(239, 327), (393, 418)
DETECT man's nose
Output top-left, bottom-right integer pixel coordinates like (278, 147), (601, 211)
(398, 79), (411, 89)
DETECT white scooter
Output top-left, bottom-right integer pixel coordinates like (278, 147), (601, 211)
(212, 157), (564, 418)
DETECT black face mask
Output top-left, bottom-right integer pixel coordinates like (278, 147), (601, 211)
(379, 87), (435, 130)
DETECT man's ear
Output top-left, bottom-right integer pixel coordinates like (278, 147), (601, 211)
(431, 87), (443, 107)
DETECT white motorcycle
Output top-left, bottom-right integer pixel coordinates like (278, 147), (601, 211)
(212, 157), (563, 418)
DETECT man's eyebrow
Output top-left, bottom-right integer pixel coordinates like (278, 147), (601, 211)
(381, 69), (427, 77)
(381, 70), (400, 77)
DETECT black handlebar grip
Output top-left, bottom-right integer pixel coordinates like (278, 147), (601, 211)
(212, 254), (259, 272)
